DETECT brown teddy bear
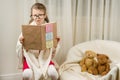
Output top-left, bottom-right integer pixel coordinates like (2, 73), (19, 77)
(97, 54), (111, 76)
(80, 50), (98, 75)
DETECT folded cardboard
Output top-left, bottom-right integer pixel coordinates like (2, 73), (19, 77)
(22, 22), (57, 50)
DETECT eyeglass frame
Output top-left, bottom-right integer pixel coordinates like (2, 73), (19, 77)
(32, 14), (45, 19)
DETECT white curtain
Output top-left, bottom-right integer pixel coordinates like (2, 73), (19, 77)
(72, 0), (120, 44)
(24, 0), (120, 65)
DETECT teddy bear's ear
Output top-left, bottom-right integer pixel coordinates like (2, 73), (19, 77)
(104, 54), (109, 59)
(97, 53), (100, 56)
(106, 55), (109, 59)
(105, 55), (112, 63)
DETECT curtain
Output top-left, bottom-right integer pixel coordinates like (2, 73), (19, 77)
(24, 0), (120, 65)
(73, 0), (120, 45)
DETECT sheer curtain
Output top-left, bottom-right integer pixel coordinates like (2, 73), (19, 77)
(72, 0), (120, 45)
(24, 0), (120, 65)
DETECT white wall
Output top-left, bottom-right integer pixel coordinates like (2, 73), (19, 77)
(0, 0), (24, 80)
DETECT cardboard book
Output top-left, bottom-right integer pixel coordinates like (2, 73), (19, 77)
(22, 22), (57, 50)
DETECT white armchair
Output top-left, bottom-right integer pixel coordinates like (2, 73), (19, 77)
(59, 40), (120, 80)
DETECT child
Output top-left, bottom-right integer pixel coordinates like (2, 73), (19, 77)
(16, 3), (60, 80)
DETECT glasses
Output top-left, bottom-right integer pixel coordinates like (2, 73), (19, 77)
(32, 14), (45, 19)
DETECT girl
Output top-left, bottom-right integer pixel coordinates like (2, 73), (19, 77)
(16, 3), (60, 80)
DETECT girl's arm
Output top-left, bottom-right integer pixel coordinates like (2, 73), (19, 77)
(16, 33), (24, 69)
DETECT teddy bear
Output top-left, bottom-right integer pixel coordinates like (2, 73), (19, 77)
(97, 54), (111, 76)
(80, 50), (98, 75)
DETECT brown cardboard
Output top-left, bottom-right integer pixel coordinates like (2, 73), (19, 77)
(22, 22), (57, 50)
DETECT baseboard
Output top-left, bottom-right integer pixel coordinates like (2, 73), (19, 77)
(0, 73), (22, 80)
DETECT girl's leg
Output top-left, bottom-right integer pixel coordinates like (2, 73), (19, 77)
(47, 65), (59, 80)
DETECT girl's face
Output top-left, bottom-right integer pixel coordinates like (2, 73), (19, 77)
(32, 9), (46, 25)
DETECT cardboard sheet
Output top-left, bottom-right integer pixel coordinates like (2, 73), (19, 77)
(22, 22), (57, 50)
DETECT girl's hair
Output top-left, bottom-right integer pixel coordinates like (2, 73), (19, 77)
(29, 3), (49, 24)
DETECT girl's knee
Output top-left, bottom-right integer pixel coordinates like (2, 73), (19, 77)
(23, 69), (33, 80)
(47, 65), (59, 79)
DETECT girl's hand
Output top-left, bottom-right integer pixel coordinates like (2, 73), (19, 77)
(19, 35), (29, 52)
(19, 35), (24, 44)
(56, 37), (60, 43)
